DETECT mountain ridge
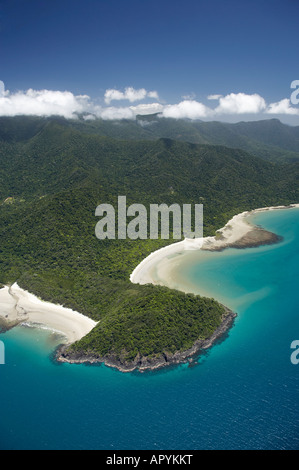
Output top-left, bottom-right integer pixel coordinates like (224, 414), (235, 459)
(0, 115), (299, 163)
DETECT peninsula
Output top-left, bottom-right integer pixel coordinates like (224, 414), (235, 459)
(56, 204), (298, 372)
(0, 116), (299, 372)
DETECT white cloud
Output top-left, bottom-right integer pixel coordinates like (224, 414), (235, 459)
(0, 86), (91, 119)
(0, 80), (5, 97)
(104, 87), (159, 104)
(147, 90), (159, 100)
(83, 114), (97, 121)
(0, 81), (298, 123)
(98, 102), (163, 120)
(207, 94), (222, 100)
(215, 93), (267, 114)
(129, 102), (164, 115)
(103, 89), (125, 104)
(100, 106), (135, 120)
(162, 100), (212, 119)
(181, 92), (196, 100)
(266, 98), (299, 115)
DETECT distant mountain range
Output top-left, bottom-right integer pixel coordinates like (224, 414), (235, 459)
(1, 115), (298, 163)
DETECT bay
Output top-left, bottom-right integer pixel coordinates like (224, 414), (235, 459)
(0, 208), (298, 450)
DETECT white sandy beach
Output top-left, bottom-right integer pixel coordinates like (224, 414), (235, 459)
(0, 204), (298, 345)
(0, 283), (97, 343)
(130, 204), (299, 286)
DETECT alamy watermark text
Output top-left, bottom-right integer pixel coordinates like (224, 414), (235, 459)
(0, 340), (5, 365)
(95, 196), (203, 240)
(290, 340), (299, 365)
(291, 80), (299, 105)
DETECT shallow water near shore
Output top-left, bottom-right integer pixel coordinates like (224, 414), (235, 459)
(0, 208), (299, 450)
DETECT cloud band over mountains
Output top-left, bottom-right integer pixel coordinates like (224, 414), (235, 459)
(0, 81), (298, 121)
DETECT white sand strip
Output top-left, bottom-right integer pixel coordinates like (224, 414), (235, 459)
(0, 286), (19, 319)
(130, 238), (204, 285)
(1, 204), (298, 341)
(130, 204), (299, 286)
(0, 283), (97, 343)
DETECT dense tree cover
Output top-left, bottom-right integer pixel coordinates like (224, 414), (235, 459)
(68, 286), (225, 362)
(0, 116), (298, 365)
(1, 115), (298, 162)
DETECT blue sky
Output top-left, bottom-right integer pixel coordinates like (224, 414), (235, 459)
(0, 0), (299, 123)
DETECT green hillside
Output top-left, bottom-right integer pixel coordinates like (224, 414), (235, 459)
(0, 116), (298, 369)
(1, 115), (299, 163)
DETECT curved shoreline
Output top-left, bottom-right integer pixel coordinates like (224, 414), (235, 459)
(58, 203), (299, 372)
(0, 283), (97, 343)
(1, 203), (298, 373)
(56, 307), (237, 373)
(130, 204), (299, 286)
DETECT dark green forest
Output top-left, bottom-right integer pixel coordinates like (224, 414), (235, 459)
(2, 114), (298, 162)
(0, 116), (298, 367)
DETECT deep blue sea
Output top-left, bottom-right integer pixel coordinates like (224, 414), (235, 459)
(0, 208), (298, 450)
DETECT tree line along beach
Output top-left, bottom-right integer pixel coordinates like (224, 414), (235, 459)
(1, 204), (298, 372)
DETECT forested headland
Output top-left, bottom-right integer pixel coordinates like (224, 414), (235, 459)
(1, 116), (298, 370)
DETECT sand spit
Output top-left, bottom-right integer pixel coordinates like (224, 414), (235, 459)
(130, 204), (299, 286)
(0, 283), (97, 343)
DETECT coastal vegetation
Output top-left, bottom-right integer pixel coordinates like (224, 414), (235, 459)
(0, 116), (298, 369)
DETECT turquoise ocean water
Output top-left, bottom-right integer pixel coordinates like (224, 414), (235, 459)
(0, 208), (298, 450)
